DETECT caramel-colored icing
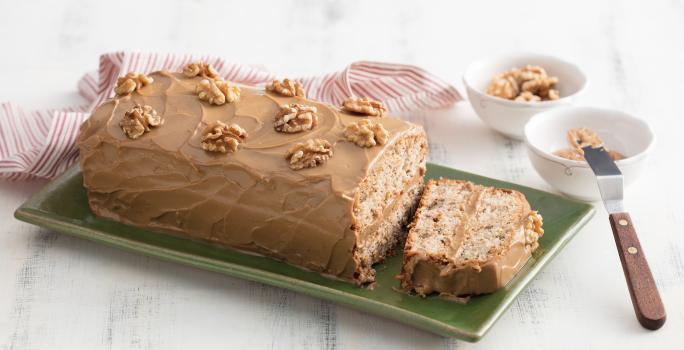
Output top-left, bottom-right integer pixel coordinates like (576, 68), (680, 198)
(77, 71), (425, 281)
(404, 226), (535, 296)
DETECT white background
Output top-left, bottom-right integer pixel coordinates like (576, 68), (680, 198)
(1, 0), (683, 349)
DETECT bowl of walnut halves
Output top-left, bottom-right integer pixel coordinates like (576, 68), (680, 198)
(463, 52), (587, 140)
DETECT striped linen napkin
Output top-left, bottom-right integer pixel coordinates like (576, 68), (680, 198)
(0, 52), (462, 181)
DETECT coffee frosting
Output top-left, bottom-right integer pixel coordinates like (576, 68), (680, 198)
(403, 226), (535, 296)
(78, 71), (425, 281)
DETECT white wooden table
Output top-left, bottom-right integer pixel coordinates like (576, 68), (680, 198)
(1, 0), (682, 348)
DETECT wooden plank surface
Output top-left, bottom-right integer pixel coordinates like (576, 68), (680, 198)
(1, 0), (682, 349)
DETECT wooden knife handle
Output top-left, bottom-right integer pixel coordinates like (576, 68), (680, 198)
(609, 212), (666, 330)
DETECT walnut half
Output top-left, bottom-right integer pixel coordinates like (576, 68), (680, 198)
(196, 79), (241, 105)
(201, 121), (247, 153)
(274, 104), (318, 133)
(344, 119), (389, 148)
(524, 211), (544, 250)
(115, 72), (154, 96)
(182, 61), (218, 79)
(515, 91), (541, 102)
(266, 79), (305, 98)
(487, 74), (519, 100)
(567, 127), (604, 150)
(341, 97), (386, 117)
(120, 104), (163, 139)
(286, 138), (333, 170)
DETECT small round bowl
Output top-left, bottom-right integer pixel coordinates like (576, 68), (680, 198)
(463, 53), (588, 140)
(524, 106), (655, 201)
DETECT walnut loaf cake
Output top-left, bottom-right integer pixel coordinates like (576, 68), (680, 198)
(398, 179), (544, 296)
(77, 65), (427, 284)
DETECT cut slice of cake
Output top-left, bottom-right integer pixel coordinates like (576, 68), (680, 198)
(398, 179), (544, 296)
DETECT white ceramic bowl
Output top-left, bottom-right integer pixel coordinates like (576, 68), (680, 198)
(524, 106), (654, 201)
(463, 53), (588, 140)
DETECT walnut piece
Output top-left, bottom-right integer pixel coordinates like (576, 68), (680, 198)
(119, 104), (163, 139)
(515, 91), (541, 102)
(201, 121), (247, 153)
(487, 74), (519, 100)
(196, 79), (241, 105)
(182, 61), (218, 79)
(553, 127), (625, 161)
(524, 211), (544, 250)
(115, 72), (154, 96)
(274, 104), (318, 133)
(486, 65), (560, 102)
(266, 79), (305, 97)
(341, 97), (386, 117)
(567, 127), (604, 150)
(286, 138), (333, 170)
(344, 119), (389, 148)
(553, 148), (585, 161)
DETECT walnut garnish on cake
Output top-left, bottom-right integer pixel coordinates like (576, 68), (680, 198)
(196, 79), (241, 105)
(344, 119), (389, 147)
(182, 61), (218, 79)
(341, 97), (387, 117)
(524, 211), (544, 250)
(119, 104), (163, 139)
(487, 65), (559, 102)
(201, 121), (247, 153)
(114, 72), (154, 96)
(266, 78), (305, 98)
(286, 138), (333, 170)
(274, 104), (318, 133)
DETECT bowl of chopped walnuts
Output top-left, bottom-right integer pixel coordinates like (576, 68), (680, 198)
(463, 53), (587, 140)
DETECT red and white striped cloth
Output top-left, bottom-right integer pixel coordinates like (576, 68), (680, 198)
(0, 52), (462, 181)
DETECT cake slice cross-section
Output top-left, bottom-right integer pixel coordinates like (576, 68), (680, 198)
(398, 179), (544, 296)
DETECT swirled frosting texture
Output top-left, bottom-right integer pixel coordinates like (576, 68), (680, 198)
(78, 71), (425, 281)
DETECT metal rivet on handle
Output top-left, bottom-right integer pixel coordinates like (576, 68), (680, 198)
(628, 247), (638, 255)
(619, 219), (629, 226)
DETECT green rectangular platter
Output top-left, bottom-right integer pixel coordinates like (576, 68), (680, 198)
(14, 163), (594, 342)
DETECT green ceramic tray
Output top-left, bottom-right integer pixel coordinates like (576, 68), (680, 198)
(14, 163), (594, 342)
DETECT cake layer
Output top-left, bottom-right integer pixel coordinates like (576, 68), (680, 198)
(398, 179), (544, 296)
(355, 175), (424, 282)
(78, 70), (427, 283)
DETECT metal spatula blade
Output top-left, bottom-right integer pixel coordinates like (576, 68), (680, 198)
(583, 146), (666, 330)
(582, 146), (624, 213)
